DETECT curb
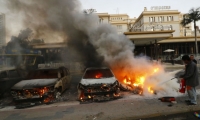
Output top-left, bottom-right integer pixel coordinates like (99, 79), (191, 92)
(0, 101), (80, 112)
(116, 106), (200, 120)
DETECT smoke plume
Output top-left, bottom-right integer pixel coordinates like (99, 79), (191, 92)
(4, 0), (180, 96)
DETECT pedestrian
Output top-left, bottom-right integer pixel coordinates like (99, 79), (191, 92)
(180, 55), (199, 105)
(190, 54), (197, 64)
(166, 56), (169, 61)
(170, 55), (174, 65)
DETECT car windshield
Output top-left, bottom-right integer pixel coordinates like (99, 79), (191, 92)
(27, 69), (58, 79)
(83, 68), (114, 79)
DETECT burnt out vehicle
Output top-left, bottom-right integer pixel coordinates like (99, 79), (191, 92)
(10, 67), (71, 103)
(77, 67), (121, 103)
(0, 69), (24, 97)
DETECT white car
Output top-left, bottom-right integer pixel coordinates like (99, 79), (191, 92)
(77, 67), (120, 102)
(11, 67), (71, 103)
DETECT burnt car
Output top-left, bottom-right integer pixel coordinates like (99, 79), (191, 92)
(0, 68), (24, 97)
(10, 67), (71, 103)
(77, 67), (121, 102)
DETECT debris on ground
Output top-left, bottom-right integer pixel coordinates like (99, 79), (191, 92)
(158, 97), (176, 102)
(86, 112), (104, 120)
(194, 112), (200, 118)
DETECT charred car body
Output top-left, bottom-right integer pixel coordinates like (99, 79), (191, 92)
(77, 68), (121, 102)
(10, 67), (71, 103)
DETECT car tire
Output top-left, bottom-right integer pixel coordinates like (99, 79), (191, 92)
(55, 87), (62, 99)
(77, 89), (82, 100)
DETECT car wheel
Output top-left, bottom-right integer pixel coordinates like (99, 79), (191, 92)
(55, 91), (61, 99)
(77, 89), (82, 100)
(55, 88), (62, 99)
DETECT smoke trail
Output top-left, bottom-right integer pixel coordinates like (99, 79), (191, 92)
(5, 28), (32, 66)
(3, 0), (180, 96)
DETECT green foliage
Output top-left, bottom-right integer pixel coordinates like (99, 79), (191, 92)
(181, 7), (200, 26)
(6, 28), (33, 52)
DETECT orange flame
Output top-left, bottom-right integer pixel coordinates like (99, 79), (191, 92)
(148, 87), (154, 94)
(95, 73), (102, 78)
(121, 67), (160, 93)
(154, 68), (159, 73)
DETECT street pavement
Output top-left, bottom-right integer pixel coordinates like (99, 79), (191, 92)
(1, 94), (200, 120)
(142, 110), (200, 120)
(1, 64), (200, 120)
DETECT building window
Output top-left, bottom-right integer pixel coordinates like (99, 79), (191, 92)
(117, 25), (122, 29)
(169, 25), (173, 30)
(158, 16), (162, 22)
(167, 16), (173, 21)
(99, 18), (103, 24)
(149, 17), (155, 22)
(149, 17), (153, 22)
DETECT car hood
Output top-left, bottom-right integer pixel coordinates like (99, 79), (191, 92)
(80, 77), (116, 86)
(12, 78), (58, 90)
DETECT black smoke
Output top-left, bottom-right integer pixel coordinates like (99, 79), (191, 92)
(6, 28), (32, 53)
(5, 0), (104, 67)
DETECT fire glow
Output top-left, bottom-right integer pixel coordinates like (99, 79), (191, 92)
(122, 67), (160, 94)
(95, 73), (102, 79)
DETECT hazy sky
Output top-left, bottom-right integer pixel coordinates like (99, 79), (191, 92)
(79, 0), (200, 27)
(79, 0), (200, 18)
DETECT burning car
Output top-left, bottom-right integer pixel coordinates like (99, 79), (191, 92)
(77, 67), (121, 103)
(10, 67), (71, 103)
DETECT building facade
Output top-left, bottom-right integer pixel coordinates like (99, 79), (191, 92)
(0, 13), (5, 49)
(97, 7), (200, 60)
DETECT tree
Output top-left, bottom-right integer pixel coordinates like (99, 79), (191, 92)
(181, 7), (200, 55)
(6, 28), (32, 53)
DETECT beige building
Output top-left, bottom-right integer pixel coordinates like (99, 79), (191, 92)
(97, 13), (136, 34)
(97, 7), (200, 59)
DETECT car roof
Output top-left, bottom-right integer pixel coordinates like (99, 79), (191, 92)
(85, 67), (110, 70)
(30, 66), (68, 71)
(0, 67), (16, 72)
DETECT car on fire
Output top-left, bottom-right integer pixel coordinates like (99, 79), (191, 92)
(10, 67), (71, 103)
(77, 67), (121, 102)
(0, 68), (24, 98)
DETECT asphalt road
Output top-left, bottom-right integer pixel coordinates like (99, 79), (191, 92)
(140, 110), (200, 120)
(2, 67), (200, 120)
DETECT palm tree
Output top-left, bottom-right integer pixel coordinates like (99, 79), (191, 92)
(181, 7), (200, 55)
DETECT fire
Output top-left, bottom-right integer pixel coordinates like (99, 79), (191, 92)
(148, 87), (154, 94)
(95, 73), (102, 78)
(123, 76), (145, 89)
(121, 66), (160, 94)
(154, 68), (159, 73)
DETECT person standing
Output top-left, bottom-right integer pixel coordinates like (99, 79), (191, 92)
(180, 55), (199, 105)
(170, 55), (174, 65)
(190, 54), (197, 64)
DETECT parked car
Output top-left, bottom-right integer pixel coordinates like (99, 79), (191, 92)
(77, 67), (121, 102)
(10, 67), (71, 103)
(0, 68), (24, 97)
